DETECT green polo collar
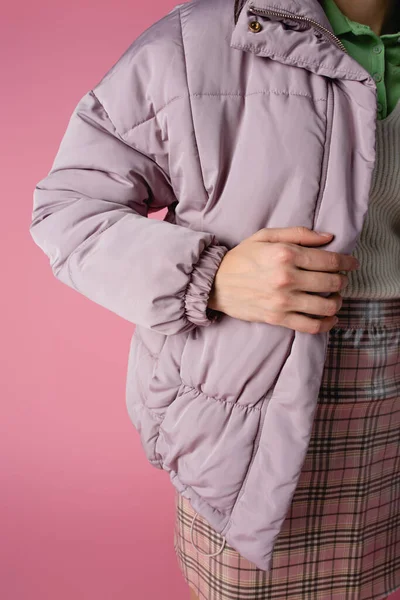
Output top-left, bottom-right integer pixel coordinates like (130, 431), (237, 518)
(320, 0), (400, 119)
(321, 0), (353, 36)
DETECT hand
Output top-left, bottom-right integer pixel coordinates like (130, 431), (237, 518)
(207, 226), (359, 334)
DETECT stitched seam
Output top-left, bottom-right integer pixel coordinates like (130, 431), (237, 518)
(120, 88), (327, 138)
(178, 5), (208, 203)
(120, 94), (184, 137)
(64, 91), (174, 286)
(173, 480), (229, 517)
(136, 376), (166, 422)
(91, 87), (182, 148)
(190, 90), (326, 101)
(220, 333), (296, 538)
(90, 89), (121, 134)
(142, 346), (159, 362)
(179, 382), (263, 412)
(231, 43), (367, 78)
(133, 329), (160, 360)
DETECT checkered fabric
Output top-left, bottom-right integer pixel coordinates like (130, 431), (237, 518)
(174, 297), (400, 600)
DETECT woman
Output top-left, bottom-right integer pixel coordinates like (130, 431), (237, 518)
(30, 0), (399, 598)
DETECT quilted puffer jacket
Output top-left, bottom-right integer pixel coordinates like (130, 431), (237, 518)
(30, 0), (378, 571)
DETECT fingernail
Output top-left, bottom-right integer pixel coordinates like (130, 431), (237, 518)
(316, 232), (332, 237)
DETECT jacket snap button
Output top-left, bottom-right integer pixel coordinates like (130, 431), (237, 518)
(248, 20), (262, 33)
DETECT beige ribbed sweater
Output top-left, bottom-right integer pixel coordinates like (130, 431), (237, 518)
(343, 99), (400, 298)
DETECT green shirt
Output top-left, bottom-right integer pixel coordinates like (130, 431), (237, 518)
(321, 0), (400, 119)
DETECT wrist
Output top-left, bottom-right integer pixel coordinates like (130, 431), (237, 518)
(207, 281), (218, 310)
(185, 242), (228, 326)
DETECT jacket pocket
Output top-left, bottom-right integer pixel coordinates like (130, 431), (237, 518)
(134, 325), (167, 364)
(177, 315), (295, 410)
(155, 381), (263, 512)
(126, 325), (192, 467)
(126, 324), (191, 418)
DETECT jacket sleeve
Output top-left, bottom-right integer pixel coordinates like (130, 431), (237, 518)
(29, 7), (229, 335)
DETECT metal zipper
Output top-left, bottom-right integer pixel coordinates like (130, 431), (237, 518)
(248, 4), (348, 54)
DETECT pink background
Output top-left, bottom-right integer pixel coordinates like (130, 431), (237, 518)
(1, 0), (399, 599)
(2, 1), (189, 598)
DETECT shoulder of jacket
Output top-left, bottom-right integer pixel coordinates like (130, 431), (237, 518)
(88, 0), (235, 136)
(89, 3), (186, 137)
(179, 0), (236, 46)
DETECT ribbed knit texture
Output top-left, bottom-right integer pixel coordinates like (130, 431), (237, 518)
(342, 99), (400, 298)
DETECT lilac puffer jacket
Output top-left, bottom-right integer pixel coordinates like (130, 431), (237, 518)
(30, 0), (378, 570)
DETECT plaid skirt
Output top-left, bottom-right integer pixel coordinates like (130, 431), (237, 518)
(173, 297), (400, 600)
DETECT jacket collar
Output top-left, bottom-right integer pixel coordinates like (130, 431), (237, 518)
(230, 0), (375, 84)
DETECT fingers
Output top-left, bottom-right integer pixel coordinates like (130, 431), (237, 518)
(287, 290), (343, 318)
(293, 246), (360, 273)
(280, 311), (339, 334)
(292, 269), (349, 293)
(250, 226), (328, 245)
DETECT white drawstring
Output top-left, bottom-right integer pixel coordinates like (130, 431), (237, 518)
(190, 511), (226, 557)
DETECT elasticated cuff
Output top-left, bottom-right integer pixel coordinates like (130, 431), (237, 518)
(184, 242), (229, 327)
